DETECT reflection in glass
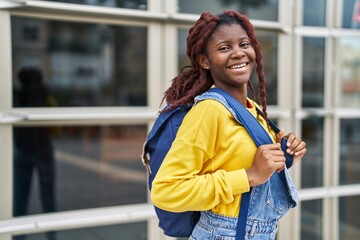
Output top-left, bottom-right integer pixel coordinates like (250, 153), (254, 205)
(301, 200), (322, 240)
(342, 0), (360, 29)
(303, 0), (326, 26)
(44, 0), (147, 10)
(14, 66), (58, 108)
(12, 67), (58, 238)
(340, 119), (360, 184)
(302, 37), (325, 108)
(339, 37), (360, 107)
(177, 29), (278, 105)
(12, 17), (147, 107)
(13, 221), (147, 240)
(301, 118), (324, 188)
(340, 196), (360, 240)
(13, 125), (147, 217)
(178, 0), (278, 21)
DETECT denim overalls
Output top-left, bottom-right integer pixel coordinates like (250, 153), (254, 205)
(189, 91), (298, 240)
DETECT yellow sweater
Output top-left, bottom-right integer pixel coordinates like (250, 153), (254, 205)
(151, 98), (276, 217)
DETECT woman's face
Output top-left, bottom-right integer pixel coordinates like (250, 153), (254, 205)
(198, 23), (256, 91)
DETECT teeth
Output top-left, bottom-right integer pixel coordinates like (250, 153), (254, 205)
(230, 63), (246, 69)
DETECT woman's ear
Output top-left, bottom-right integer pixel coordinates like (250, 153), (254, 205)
(196, 53), (210, 70)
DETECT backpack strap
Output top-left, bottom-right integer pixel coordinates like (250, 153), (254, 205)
(207, 88), (293, 240)
(146, 106), (183, 143)
(203, 89), (293, 168)
(142, 105), (192, 174)
(256, 109), (293, 169)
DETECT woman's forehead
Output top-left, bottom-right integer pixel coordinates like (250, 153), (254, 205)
(209, 24), (248, 41)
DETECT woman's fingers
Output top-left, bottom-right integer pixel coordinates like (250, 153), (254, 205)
(285, 133), (306, 155)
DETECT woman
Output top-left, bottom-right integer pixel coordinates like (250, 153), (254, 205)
(151, 11), (307, 239)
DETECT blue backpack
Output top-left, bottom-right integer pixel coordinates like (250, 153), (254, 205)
(142, 88), (293, 238)
(142, 104), (199, 237)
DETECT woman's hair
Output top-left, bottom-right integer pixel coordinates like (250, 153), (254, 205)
(162, 10), (268, 120)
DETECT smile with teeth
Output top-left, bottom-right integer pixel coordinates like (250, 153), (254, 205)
(229, 63), (247, 69)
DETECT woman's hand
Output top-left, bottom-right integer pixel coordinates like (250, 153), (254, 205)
(246, 143), (286, 187)
(246, 130), (307, 187)
(276, 129), (307, 165)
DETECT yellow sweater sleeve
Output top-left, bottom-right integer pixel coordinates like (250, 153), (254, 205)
(151, 100), (252, 214)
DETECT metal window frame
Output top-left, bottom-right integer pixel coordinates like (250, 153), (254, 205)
(0, 2), (166, 240)
(0, 204), (155, 235)
(2, 0), (360, 240)
(0, 0), (297, 239)
(293, 1), (360, 240)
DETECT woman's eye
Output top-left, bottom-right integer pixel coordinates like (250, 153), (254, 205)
(240, 42), (250, 48)
(219, 46), (229, 51)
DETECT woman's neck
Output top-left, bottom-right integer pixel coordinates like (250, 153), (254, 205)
(213, 84), (248, 107)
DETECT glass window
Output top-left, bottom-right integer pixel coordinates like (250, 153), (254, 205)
(340, 119), (360, 185)
(339, 37), (360, 107)
(178, 28), (189, 74)
(339, 196), (360, 240)
(301, 200), (323, 240)
(13, 125), (147, 217)
(302, 37), (325, 108)
(43, 0), (147, 10)
(178, 0), (278, 21)
(13, 221), (147, 240)
(303, 0), (326, 26)
(177, 29), (278, 105)
(12, 17), (147, 107)
(342, 0), (360, 29)
(301, 117), (324, 188)
(256, 32), (278, 105)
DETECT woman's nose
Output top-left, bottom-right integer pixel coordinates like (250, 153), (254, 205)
(231, 48), (246, 58)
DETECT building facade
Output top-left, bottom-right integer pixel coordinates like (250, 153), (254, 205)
(0, 0), (359, 239)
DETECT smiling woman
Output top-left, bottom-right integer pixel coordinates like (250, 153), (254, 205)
(0, 1), (358, 239)
(150, 11), (307, 240)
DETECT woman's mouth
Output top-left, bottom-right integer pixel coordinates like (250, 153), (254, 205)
(229, 63), (247, 69)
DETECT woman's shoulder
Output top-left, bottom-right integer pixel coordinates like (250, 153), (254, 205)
(177, 99), (234, 142)
(188, 99), (232, 120)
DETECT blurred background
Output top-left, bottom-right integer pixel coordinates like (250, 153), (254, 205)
(0, 0), (359, 239)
